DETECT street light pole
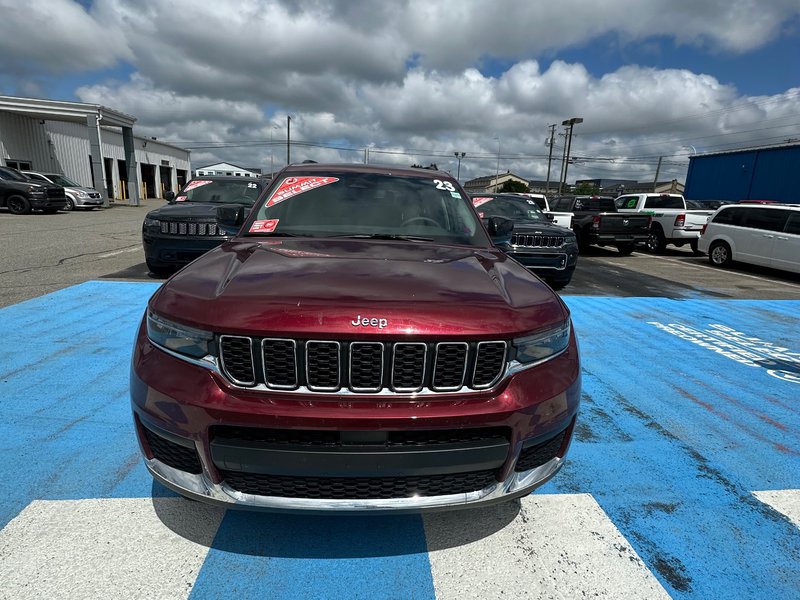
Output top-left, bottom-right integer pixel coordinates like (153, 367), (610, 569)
(270, 125), (277, 175)
(454, 151), (465, 181)
(287, 115), (292, 165)
(561, 117), (583, 193)
(494, 137), (501, 191)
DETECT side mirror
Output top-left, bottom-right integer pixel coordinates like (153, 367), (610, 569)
(486, 216), (514, 239)
(545, 213), (555, 222)
(165, 191), (175, 203)
(216, 205), (245, 228)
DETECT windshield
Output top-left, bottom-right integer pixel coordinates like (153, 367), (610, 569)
(177, 179), (262, 205)
(472, 196), (548, 224)
(48, 174), (80, 187)
(0, 166), (29, 182)
(244, 172), (487, 246)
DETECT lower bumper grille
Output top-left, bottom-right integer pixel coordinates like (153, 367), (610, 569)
(515, 428), (567, 472)
(221, 469), (499, 499)
(143, 427), (202, 474)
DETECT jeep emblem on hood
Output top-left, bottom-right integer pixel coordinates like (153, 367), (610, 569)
(351, 315), (388, 329)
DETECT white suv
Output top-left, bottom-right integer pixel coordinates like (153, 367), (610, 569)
(698, 203), (800, 274)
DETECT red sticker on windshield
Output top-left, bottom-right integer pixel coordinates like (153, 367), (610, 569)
(478, 212), (484, 218)
(250, 219), (279, 233)
(183, 180), (212, 192)
(175, 195), (187, 202)
(472, 197), (492, 208)
(267, 177), (339, 207)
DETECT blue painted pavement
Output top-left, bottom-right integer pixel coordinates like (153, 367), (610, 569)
(0, 282), (798, 598)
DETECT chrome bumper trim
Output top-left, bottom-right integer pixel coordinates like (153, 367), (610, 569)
(145, 453), (564, 513)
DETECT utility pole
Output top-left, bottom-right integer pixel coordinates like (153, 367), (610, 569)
(287, 115), (292, 164)
(545, 124), (556, 193)
(494, 137), (501, 191)
(653, 156), (663, 192)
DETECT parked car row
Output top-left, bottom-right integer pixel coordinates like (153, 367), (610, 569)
(0, 165), (103, 214)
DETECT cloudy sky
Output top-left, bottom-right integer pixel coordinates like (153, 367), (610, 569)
(1, 0), (799, 185)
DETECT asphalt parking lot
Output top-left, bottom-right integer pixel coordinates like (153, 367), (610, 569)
(1, 206), (799, 599)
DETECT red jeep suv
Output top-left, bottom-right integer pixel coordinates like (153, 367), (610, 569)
(130, 164), (581, 512)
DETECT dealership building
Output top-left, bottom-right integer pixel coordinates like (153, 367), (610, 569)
(684, 142), (799, 204)
(0, 95), (191, 206)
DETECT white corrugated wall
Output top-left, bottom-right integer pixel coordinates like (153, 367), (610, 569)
(0, 113), (60, 172)
(44, 121), (93, 186)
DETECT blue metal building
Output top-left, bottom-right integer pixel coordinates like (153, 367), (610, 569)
(684, 142), (800, 203)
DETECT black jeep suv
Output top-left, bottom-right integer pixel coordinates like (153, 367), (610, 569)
(472, 193), (579, 289)
(141, 176), (266, 274)
(0, 166), (67, 214)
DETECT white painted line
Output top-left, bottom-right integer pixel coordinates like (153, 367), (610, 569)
(753, 489), (800, 528)
(0, 498), (225, 599)
(423, 493), (670, 600)
(634, 253), (800, 290)
(99, 246), (141, 259)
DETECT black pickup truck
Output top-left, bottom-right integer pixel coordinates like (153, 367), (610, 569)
(550, 195), (651, 255)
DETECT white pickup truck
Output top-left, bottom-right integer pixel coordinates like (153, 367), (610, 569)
(614, 193), (715, 254)
(516, 193), (573, 229)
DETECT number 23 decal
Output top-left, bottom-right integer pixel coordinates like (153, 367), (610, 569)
(434, 179), (456, 192)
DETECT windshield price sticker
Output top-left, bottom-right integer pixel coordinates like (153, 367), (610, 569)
(250, 219), (279, 233)
(175, 195), (187, 202)
(472, 197), (493, 208)
(266, 177), (339, 207)
(183, 180), (213, 192)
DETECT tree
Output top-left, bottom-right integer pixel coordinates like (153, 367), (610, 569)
(411, 163), (439, 170)
(499, 180), (529, 193)
(574, 182), (600, 195)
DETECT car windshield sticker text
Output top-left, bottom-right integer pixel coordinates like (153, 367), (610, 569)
(472, 197), (493, 208)
(247, 182), (258, 188)
(183, 180), (213, 192)
(266, 176), (339, 207)
(434, 180), (456, 191)
(649, 322), (800, 384)
(249, 219), (279, 233)
(175, 195), (187, 202)
(351, 315), (388, 329)
(626, 198), (637, 208)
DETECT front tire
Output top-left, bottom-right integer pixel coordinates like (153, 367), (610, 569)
(146, 259), (174, 277)
(616, 242), (636, 255)
(645, 227), (666, 253)
(708, 241), (732, 267)
(7, 195), (31, 215)
(63, 197), (75, 211)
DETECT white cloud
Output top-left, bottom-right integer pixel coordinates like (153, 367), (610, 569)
(4, 0), (798, 182)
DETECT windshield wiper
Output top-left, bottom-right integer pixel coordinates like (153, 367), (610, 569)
(333, 234), (434, 242)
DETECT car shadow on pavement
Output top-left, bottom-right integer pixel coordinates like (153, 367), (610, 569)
(150, 480), (521, 558)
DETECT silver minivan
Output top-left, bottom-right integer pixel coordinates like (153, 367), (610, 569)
(23, 171), (103, 211)
(698, 203), (800, 274)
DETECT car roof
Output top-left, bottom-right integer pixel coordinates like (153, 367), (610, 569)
(189, 175), (265, 182)
(22, 171), (60, 177)
(279, 162), (451, 179)
(718, 203), (800, 210)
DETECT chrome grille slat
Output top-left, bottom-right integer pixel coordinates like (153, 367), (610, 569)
(159, 220), (220, 236)
(219, 336), (509, 394)
(511, 233), (565, 248)
(432, 342), (469, 391)
(219, 335), (256, 386)
(391, 343), (427, 392)
(306, 341), (341, 391)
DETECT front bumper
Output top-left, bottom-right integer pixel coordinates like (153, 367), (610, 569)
(74, 195), (103, 207)
(131, 322), (581, 512)
(142, 232), (229, 266)
(29, 195), (67, 210)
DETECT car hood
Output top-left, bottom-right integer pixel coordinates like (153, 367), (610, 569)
(512, 221), (575, 236)
(149, 238), (568, 338)
(147, 202), (254, 220)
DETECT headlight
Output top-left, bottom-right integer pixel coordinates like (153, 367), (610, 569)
(146, 311), (213, 358)
(143, 217), (160, 228)
(77, 190), (88, 198)
(513, 320), (571, 365)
